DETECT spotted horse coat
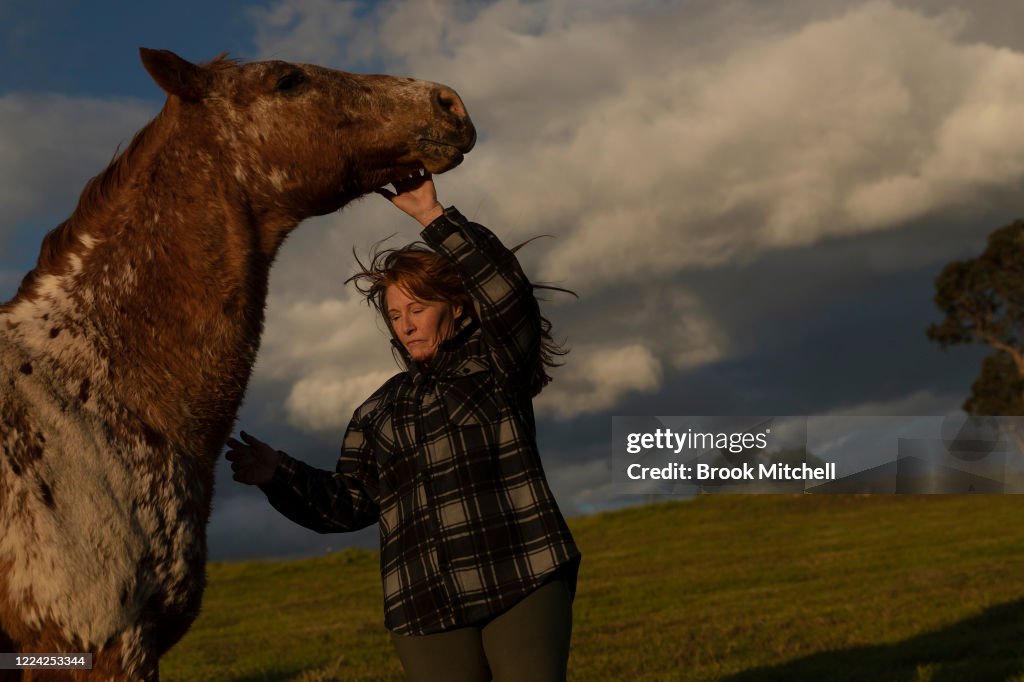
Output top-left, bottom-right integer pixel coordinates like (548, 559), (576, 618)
(0, 47), (474, 681)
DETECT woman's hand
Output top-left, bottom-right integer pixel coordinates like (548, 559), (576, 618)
(375, 169), (444, 227)
(225, 431), (282, 486)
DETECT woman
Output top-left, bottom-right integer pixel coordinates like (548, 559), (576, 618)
(225, 170), (581, 682)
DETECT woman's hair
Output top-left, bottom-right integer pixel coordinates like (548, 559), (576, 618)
(346, 238), (572, 397)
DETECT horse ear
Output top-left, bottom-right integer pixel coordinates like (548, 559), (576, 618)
(139, 48), (211, 102)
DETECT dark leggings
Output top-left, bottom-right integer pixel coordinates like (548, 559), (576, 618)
(389, 572), (575, 682)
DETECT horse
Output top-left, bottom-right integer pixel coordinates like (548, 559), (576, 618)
(0, 48), (475, 681)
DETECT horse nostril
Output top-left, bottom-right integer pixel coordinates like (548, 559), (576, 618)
(434, 87), (466, 119)
(431, 86), (475, 151)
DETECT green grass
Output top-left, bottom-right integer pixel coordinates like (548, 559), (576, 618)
(162, 496), (1024, 681)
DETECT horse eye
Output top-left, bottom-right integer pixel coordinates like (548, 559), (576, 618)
(274, 72), (306, 93)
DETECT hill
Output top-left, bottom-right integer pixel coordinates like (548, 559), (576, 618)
(162, 495), (1024, 681)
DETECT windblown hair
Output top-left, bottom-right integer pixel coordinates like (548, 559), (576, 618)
(347, 238), (572, 396)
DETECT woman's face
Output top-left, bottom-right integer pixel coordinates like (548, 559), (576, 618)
(386, 284), (462, 362)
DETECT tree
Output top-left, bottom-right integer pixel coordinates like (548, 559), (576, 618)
(927, 219), (1024, 416)
(962, 352), (1024, 416)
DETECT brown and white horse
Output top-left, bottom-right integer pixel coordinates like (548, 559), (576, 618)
(0, 48), (474, 681)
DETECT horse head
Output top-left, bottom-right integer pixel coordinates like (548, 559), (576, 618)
(140, 48), (476, 220)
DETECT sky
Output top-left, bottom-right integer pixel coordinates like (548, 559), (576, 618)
(2, 0), (1023, 559)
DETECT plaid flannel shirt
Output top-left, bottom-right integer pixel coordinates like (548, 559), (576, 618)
(259, 206), (581, 635)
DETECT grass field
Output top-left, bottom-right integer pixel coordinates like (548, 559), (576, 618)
(162, 495), (1024, 681)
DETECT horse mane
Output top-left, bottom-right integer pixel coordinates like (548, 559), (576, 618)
(199, 52), (242, 71)
(5, 53), (244, 305)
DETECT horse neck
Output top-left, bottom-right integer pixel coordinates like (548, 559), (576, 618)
(0, 105), (294, 459)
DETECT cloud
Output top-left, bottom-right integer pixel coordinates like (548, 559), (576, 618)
(248, 0), (368, 66)
(764, 389), (962, 459)
(284, 369), (398, 431)
(7, 0), (1007, 437)
(236, 0), (1024, 424)
(249, 0), (1024, 295)
(543, 279), (728, 403)
(0, 93), (156, 241)
(529, 1), (1024, 286)
(821, 388), (964, 418)
(244, 0), (754, 422)
(258, 267), (728, 425)
(255, 289), (403, 431)
(535, 342), (662, 419)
